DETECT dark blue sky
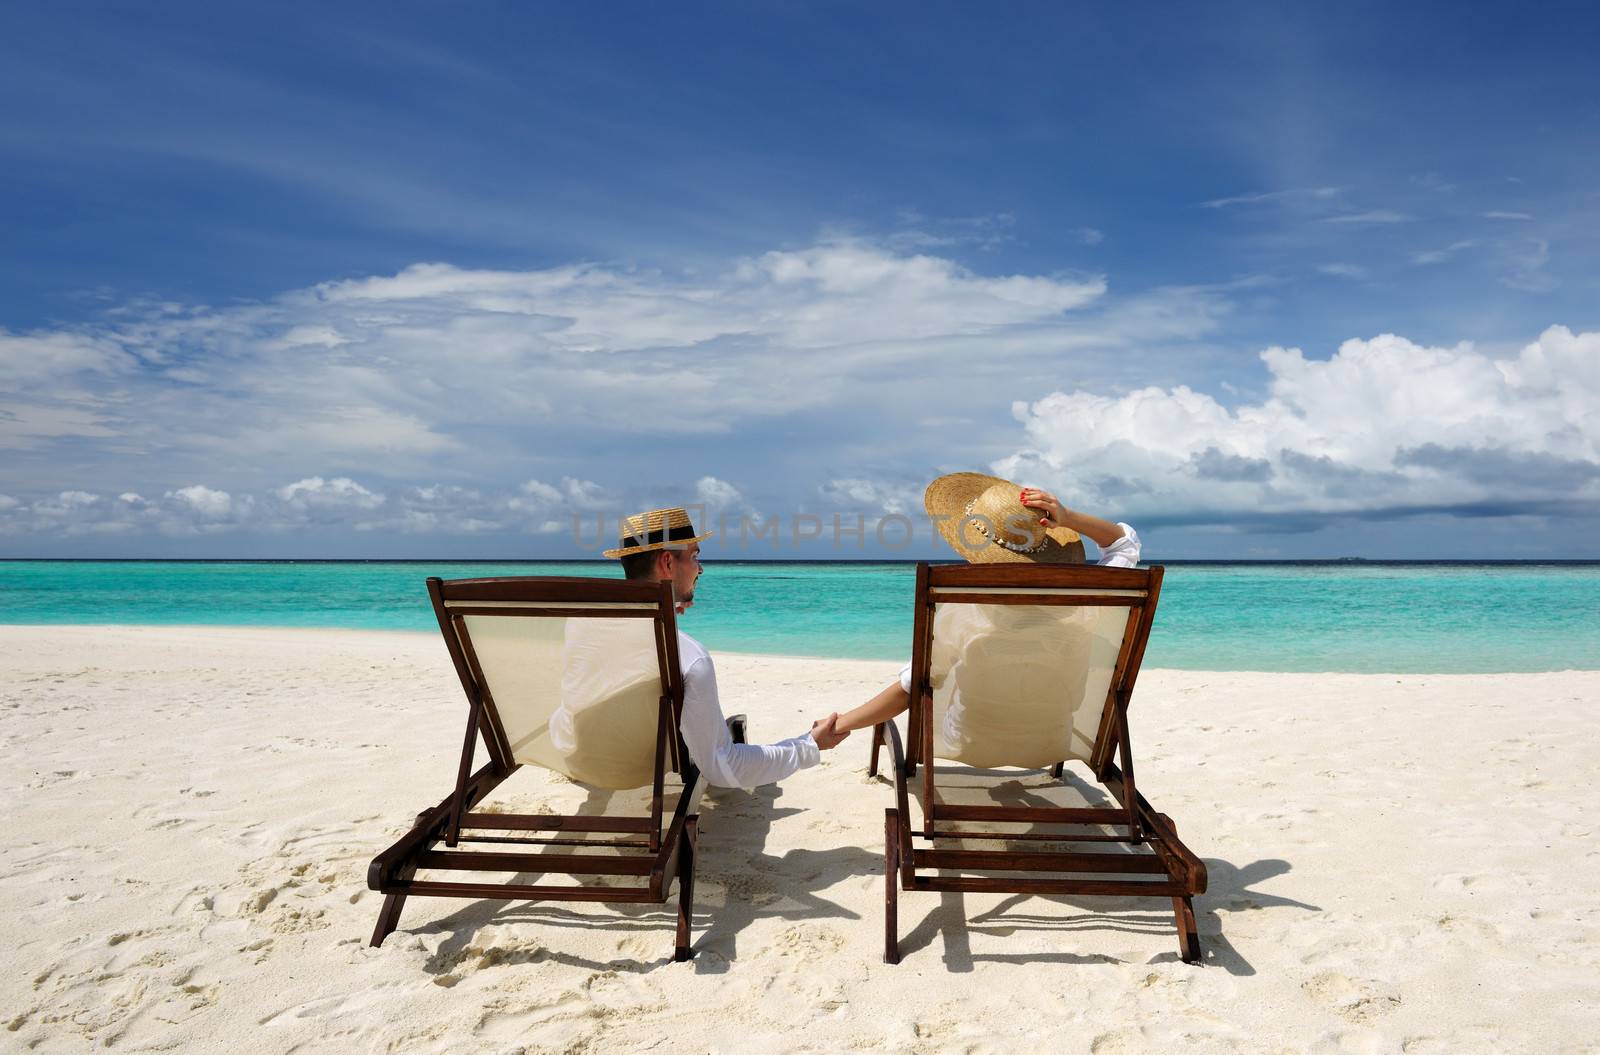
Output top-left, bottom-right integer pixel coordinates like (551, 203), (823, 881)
(3, 2), (1598, 558)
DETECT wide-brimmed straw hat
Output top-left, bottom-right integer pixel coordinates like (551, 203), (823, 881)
(602, 507), (712, 559)
(924, 472), (1086, 564)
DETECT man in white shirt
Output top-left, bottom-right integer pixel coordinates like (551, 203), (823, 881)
(603, 507), (850, 789)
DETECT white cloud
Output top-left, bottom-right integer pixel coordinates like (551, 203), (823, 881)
(559, 477), (614, 508)
(268, 325), (352, 350)
(0, 330), (138, 384)
(0, 484), (254, 537)
(168, 484), (233, 518)
(276, 475), (384, 508)
(0, 476), (631, 540)
(1482, 211), (1533, 221)
(881, 211), (1016, 252)
(819, 478), (921, 516)
(4, 239), (1217, 530)
(1502, 239), (1554, 293)
(996, 326), (1600, 526)
(506, 477), (613, 535)
(1412, 240), (1476, 266)
(1071, 227), (1104, 246)
(1317, 263), (1367, 280)
(694, 476), (743, 511)
(1321, 211), (1413, 225)
(1201, 187), (1341, 209)
(519, 479), (563, 504)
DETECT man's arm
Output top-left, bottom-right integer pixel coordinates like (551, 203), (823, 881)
(677, 655), (827, 789)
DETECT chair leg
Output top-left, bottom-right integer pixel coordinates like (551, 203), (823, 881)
(369, 891), (407, 947)
(673, 817), (699, 962)
(1050, 761), (1065, 780)
(1173, 895), (1201, 964)
(868, 722), (884, 777)
(884, 809), (901, 964)
(369, 857), (418, 948)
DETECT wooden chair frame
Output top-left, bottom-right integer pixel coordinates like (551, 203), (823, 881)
(869, 562), (1207, 964)
(367, 576), (706, 962)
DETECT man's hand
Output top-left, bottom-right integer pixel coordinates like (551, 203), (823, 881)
(809, 713), (850, 750)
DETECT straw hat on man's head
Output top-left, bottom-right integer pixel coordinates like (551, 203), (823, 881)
(925, 472), (1086, 564)
(603, 507), (711, 559)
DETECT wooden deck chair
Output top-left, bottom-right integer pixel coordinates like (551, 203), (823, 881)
(868, 562), (1207, 964)
(367, 575), (708, 962)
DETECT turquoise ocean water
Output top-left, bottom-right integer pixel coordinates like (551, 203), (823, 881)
(1, 561), (1597, 674)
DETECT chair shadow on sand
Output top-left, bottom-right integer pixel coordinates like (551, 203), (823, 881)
(415, 781), (874, 976)
(888, 768), (1320, 975)
(406, 770), (1310, 977)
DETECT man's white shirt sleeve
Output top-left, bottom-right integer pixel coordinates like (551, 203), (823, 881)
(895, 522), (1142, 693)
(679, 653), (820, 789)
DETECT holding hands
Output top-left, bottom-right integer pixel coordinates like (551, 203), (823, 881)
(809, 713), (850, 750)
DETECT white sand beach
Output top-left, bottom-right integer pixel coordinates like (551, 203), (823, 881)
(4, 624), (1598, 1054)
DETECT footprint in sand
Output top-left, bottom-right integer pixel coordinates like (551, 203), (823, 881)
(770, 924), (846, 959)
(240, 937), (274, 964)
(475, 992), (590, 1038)
(1435, 913), (1501, 941)
(1301, 970), (1402, 1024)
(1089, 1029), (1148, 1054)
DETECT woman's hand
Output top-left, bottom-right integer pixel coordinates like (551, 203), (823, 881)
(809, 713), (850, 750)
(1019, 486), (1125, 548)
(1019, 487), (1067, 527)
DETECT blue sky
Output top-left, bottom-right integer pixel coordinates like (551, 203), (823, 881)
(2, 2), (1598, 558)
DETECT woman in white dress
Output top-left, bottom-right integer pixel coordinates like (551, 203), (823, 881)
(825, 473), (1142, 742)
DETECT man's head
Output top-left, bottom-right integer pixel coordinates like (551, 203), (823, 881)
(605, 507), (710, 609)
(620, 541), (702, 606)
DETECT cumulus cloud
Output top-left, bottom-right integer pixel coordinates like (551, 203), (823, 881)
(168, 484), (234, 518)
(0, 474), (627, 539)
(276, 476), (384, 509)
(0, 484), (275, 537)
(505, 477), (614, 535)
(694, 476), (744, 511)
(995, 326), (1600, 529)
(8, 237), (1588, 551)
(0, 240), (1151, 493)
(818, 478), (922, 516)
